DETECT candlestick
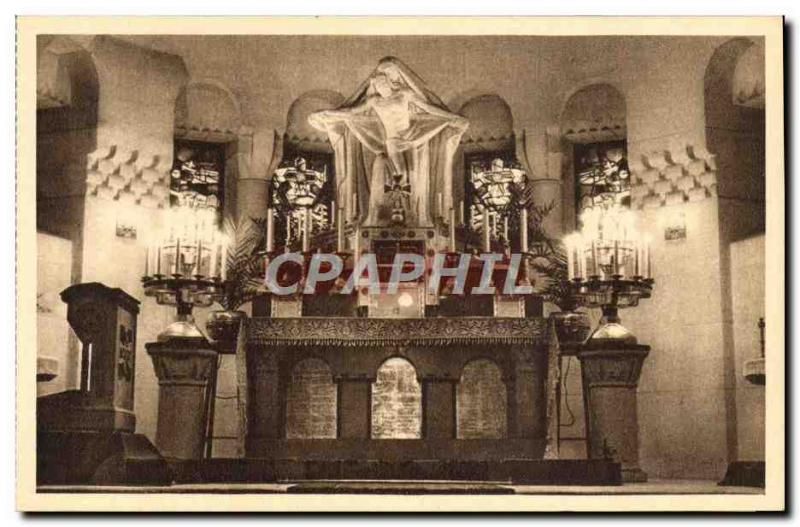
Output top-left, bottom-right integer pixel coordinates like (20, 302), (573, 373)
(266, 207), (275, 253)
(520, 207), (528, 253)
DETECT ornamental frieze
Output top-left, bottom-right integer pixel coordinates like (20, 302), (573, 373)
(248, 316), (546, 347)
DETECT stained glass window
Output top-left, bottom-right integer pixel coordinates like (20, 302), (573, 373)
(170, 140), (225, 213)
(270, 151), (334, 250)
(574, 140), (630, 216)
(464, 151), (527, 249)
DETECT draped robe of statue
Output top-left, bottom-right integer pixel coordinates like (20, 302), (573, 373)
(308, 57), (468, 226)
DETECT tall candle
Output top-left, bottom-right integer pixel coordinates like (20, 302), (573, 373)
(195, 238), (203, 276)
(266, 207), (275, 253)
(566, 237), (575, 280)
(520, 207), (528, 253)
(459, 201), (465, 225)
(144, 246), (150, 277)
(302, 208), (311, 252)
(437, 192), (444, 218)
(591, 240), (598, 277)
(330, 200), (335, 227)
(645, 238), (651, 278)
(156, 245), (162, 275)
(220, 239), (228, 281)
(578, 239), (586, 279)
(482, 208), (491, 252)
(351, 192), (357, 220)
(503, 216), (509, 242)
(174, 238), (181, 275)
(613, 240), (620, 276)
(209, 240), (218, 278)
(337, 207), (345, 252)
(448, 207), (456, 252)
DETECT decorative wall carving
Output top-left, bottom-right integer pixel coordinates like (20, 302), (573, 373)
(628, 144), (718, 209)
(248, 316), (546, 347)
(85, 145), (172, 208)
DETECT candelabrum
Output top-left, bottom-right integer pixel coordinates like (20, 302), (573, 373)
(563, 205), (654, 326)
(142, 206), (228, 340)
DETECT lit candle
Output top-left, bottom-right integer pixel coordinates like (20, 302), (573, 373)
(520, 207), (528, 253)
(302, 208), (311, 252)
(209, 239), (218, 278)
(220, 239), (228, 281)
(449, 207), (456, 252)
(482, 207), (491, 252)
(195, 238), (203, 276)
(337, 207), (345, 253)
(174, 237), (181, 275)
(266, 207), (275, 253)
(566, 236), (575, 280)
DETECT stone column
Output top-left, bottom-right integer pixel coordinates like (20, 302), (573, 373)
(336, 374), (373, 439)
(420, 375), (457, 439)
(246, 350), (282, 457)
(578, 336), (650, 483)
(513, 346), (547, 441)
(146, 338), (217, 460)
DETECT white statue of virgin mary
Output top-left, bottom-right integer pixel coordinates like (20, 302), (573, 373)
(309, 56), (468, 226)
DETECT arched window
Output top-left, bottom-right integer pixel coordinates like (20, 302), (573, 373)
(561, 84), (628, 221)
(457, 359), (507, 439)
(285, 358), (337, 439)
(371, 358), (422, 439)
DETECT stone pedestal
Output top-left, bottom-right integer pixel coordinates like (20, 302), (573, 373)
(577, 325), (650, 483)
(146, 338), (218, 460)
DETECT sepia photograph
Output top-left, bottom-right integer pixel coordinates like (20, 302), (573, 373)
(15, 16), (785, 512)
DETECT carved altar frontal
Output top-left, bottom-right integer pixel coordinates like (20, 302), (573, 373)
(245, 316), (550, 463)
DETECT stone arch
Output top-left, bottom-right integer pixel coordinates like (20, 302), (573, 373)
(285, 89), (345, 153)
(285, 357), (337, 439)
(174, 79), (242, 135)
(704, 37), (765, 239)
(37, 36), (99, 112)
(560, 83), (626, 143)
(456, 359), (508, 439)
(458, 93), (515, 153)
(371, 357), (422, 439)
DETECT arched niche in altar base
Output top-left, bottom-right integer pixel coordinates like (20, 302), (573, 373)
(285, 357), (337, 439)
(371, 357), (422, 440)
(558, 83), (628, 231)
(456, 358), (508, 439)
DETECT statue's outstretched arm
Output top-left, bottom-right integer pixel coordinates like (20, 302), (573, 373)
(309, 100), (372, 129)
(408, 91), (468, 130)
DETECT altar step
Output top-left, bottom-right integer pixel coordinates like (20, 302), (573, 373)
(169, 458), (622, 486)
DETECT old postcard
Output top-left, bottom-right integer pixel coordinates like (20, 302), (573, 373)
(16, 16), (784, 511)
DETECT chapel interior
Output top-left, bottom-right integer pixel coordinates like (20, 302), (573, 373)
(34, 34), (767, 490)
